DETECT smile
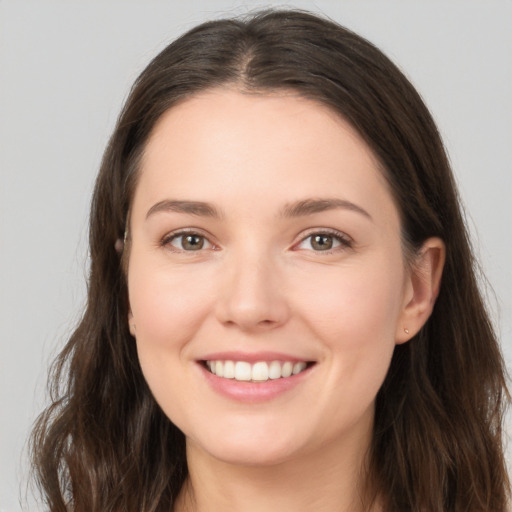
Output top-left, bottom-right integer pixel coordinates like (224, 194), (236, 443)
(205, 360), (309, 382)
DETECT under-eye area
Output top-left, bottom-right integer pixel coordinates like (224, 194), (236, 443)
(202, 360), (316, 382)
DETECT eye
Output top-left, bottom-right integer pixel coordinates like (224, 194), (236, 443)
(296, 231), (352, 252)
(163, 231), (214, 252)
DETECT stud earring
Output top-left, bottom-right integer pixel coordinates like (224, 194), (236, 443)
(404, 328), (410, 334)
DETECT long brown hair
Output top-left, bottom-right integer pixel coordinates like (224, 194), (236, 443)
(30, 9), (510, 511)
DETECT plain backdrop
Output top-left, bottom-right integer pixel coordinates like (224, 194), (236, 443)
(1, 1), (511, 510)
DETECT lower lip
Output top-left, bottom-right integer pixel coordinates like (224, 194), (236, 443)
(198, 363), (313, 403)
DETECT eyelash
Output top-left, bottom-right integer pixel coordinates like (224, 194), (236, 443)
(160, 228), (352, 254)
(160, 229), (217, 252)
(294, 228), (353, 254)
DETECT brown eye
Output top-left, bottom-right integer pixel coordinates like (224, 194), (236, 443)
(310, 234), (334, 251)
(295, 231), (351, 252)
(181, 235), (204, 250)
(167, 233), (212, 251)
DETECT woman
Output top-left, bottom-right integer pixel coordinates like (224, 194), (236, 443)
(31, 9), (510, 512)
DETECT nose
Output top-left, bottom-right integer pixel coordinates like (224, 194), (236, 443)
(215, 250), (290, 332)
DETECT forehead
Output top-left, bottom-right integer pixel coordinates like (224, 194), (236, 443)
(134, 88), (399, 228)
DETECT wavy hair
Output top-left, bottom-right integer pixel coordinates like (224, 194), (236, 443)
(30, 9), (510, 511)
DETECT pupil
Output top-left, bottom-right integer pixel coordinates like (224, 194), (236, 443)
(183, 235), (204, 250)
(312, 235), (332, 251)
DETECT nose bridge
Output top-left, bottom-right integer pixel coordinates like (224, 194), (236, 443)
(216, 241), (289, 330)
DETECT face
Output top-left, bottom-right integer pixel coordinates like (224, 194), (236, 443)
(127, 89), (413, 466)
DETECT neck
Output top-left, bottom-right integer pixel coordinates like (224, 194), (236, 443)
(174, 425), (380, 512)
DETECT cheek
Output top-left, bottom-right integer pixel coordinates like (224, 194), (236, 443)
(293, 256), (405, 394)
(127, 259), (217, 358)
(127, 261), (218, 421)
(298, 259), (404, 339)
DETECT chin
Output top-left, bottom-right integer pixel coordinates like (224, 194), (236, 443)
(206, 443), (296, 467)
(187, 427), (305, 467)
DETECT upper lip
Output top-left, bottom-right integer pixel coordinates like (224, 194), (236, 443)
(199, 351), (315, 363)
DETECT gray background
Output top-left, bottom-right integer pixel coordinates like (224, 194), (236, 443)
(1, 1), (511, 510)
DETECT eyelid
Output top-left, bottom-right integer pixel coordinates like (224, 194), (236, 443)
(160, 228), (218, 252)
(292, 228), (353, 252)
(159, 227), (352, 253)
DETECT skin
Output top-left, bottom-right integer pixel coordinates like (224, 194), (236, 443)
(126, 89), (445, 512)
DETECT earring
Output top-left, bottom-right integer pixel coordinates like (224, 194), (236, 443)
(404, 328), (410, 334)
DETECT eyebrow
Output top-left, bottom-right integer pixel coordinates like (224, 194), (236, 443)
(280, 198), (372, 220)
(145, 197), (372, 221)
(146, 200), (222, 219)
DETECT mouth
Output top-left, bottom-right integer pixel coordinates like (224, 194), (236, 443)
(202, 359), (315, 382)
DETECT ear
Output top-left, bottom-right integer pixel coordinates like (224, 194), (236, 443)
(396, 237), (446, 344)
(128, 309), (136, 336)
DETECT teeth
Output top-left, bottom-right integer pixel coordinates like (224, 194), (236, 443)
(235, 361), (251, 381)
(269, 361), (282, 379)
(252, 362), (269, 381)
(205, 360), (309, 381)
(223, 360), (235, 379)
(281, 361), (293, 378)
(293, 362), (307, 375)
